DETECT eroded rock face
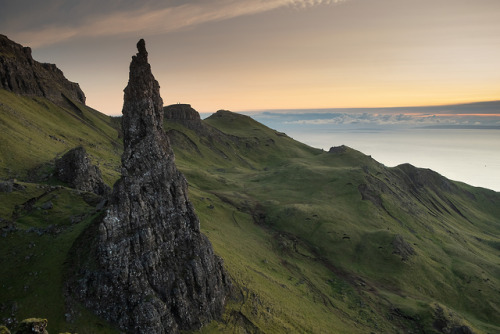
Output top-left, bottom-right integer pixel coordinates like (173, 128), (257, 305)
(71, 39), (230, 333)
(55, 146), (109, 196)
(0, 34), (85, 105)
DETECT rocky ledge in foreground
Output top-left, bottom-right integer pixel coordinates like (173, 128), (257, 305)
(68, 39), (231, 333)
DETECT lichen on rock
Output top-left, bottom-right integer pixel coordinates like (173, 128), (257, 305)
(68, 39), (231, 333)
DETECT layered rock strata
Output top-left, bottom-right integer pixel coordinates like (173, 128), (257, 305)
(70, 39), (230, 333)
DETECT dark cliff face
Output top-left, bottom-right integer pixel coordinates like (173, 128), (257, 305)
(69, 39), (230, 333)
(164, 103), (201, 121)
(0, 34), (85, 105)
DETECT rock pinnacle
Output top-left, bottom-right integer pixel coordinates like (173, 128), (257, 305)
(69, 39), (231, 334)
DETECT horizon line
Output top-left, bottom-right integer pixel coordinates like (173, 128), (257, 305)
(228, 99), (500, 114)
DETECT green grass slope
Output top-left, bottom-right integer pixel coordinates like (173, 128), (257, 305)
(1, 97), (499, 333)
(0, 181), (119, 333)
(166, 110), (500, 333)
(0, 89), (122, 185)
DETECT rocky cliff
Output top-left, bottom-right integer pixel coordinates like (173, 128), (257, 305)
(68, 39), (230, 333)
(0, 34), (85, 105)
(164, 103), (203, 131)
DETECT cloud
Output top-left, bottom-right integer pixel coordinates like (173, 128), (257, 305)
(4, 0), (346, 48)
(259, 112), (500, 128)
(248, 102), (500, 129)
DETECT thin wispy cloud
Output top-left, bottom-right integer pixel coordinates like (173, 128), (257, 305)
(4, 0), (346, 48)
(251, 109), (500, 128)
(283, 113), (445, 126)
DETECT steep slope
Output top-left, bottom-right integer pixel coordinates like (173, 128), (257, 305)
(0, 88), (122, 185)
(0, 35), (121, 186)
(0, 37), (122, 333)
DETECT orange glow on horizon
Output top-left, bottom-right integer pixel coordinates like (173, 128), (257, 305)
(406, 113), (500, 117)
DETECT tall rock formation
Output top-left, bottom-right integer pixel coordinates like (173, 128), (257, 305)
(68, 39), (230, 333)
(0, 34), (85, 105)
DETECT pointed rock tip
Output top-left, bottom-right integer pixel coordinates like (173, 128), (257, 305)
(137, 39), (147, 56)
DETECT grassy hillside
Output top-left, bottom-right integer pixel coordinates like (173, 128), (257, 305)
(0, 90), (123, 333)
(1, 94), (499, 333)
(0, 182), (119, 333)
(0, 89), (122, 185)
(167, 111), (500, 333)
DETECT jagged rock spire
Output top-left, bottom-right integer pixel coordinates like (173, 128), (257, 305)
(122, 39), (164, 147)
(69, 39), (231, 334)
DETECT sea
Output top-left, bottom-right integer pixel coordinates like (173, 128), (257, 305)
(236, 108), (500, 192)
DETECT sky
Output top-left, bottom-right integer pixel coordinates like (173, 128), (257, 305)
(1, 0), (500, 115)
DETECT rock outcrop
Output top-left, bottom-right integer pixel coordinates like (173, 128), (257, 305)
(392, 234), (415, 261)
(328, 145), (348, 154)
(0, 34), (85, 105)
(164, 104), (203, 131)
(164, 103), (201, 121)
(69, 39), (230, 333)
(55, 146), (109, 196)
(15, 318), (48, 334)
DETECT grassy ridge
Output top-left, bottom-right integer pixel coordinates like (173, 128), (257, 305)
(1, 93), (499, 333)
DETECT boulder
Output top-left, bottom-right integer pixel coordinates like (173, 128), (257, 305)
(55, 146), (109, 196)
(15, 318), (48, 334)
